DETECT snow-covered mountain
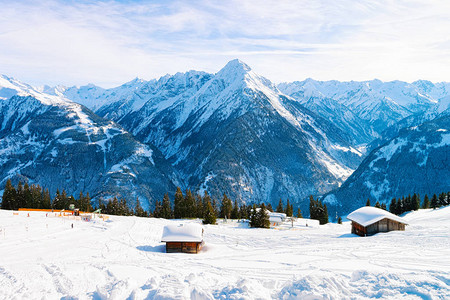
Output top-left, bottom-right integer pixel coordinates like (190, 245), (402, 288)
(64, 59), (362, 207)
(278, 79), (450, 144)
(324, 113), (450, 214)
(0, 75), (175, 208)
(2, 61), (449, 211)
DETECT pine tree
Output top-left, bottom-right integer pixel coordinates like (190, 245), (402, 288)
(285, 199), (293, 217)
(42, 189), (51, 209)
(297, 208), (302, 218)
(321, 204), (329, 225)
(249, 204), (257, 227)
(162, 193), (173, 219)
(231, 199), (239, 219)
(431, 194), (438, 209)
(266, 203), (273, 212)
(256, 203), (270, 228)
(389, 198), (397, 214)
(153, 200), (162, 218)
(135, 197), (147, 217)
(173, 187), (184, 219)
(195, 194), (203, 218)
(438, 193), (446, 208)
(276, 198), (284, 213)
(422, 194), (430, 209)
(337, 216), (342, 224)
(1, 178), (16, 210)
(16, 181), (25, 209)
(366, 198), (371, 206)
(23, 182), (32, 208)
(381, 203), (387, 211)
(202, 196), (216, 225)
(412, 193), (420, 211)
(374, 201), (381, 209)
(184, 189), (196, 218)
(239, 204), (248, 219)
(309, 195), (316, 219)
(220, 193), (232, 219)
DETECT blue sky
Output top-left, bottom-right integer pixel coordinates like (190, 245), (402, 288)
(1, 0), (450, 87)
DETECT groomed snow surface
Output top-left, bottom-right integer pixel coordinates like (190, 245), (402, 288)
(0, 208), (449, 299)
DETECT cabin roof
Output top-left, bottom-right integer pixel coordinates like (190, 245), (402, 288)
(347, 206), (408, 227)
(161, 223), (204, 242)
(269, 216), (283, 223)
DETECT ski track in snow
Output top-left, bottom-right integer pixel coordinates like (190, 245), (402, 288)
(0, 207), (449, 299)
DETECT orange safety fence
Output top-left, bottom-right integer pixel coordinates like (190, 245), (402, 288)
(18, 208), (88, 214)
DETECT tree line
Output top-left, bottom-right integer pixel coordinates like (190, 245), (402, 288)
(388, 191), (450, 215)
(1, 179), (92, 211)
(1, 180), (324, 227)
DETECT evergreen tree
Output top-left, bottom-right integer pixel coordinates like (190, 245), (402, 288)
(256, 203), (270, 228)
(23, 182), (32, 208)
(161, 193), (173, 219)
(381, 203), (387, 211)
(389, 198), (397, 214)
(266, 203), (273, 212)
(431, 194), (438, 209)
(297, 208), (303, 218)
(16, 181), (25, 209)
(285, 199), (293, 217)
(337, 216), (342, 224)
(173, 187), (184, 219)
(220, 193), (232, 219)
(231, 199), (239, 219)
(202, 196), (216, 225)
(366, 198), (371, 206)
(212, 198), (219, 217)
(85, 192), (92, 212)
(61, 189), (68, 210)
(135, 197), (147, 217)
(53, 189), (61, 209)
(184, 189), (196, 218)
(195, 194), (203, 218)
(153, 200), (162, 218)
(249, 204), (257, 227)
(276, 198), (284, 213)
(321, 204), (329, 225)
(412, 193), (420, 211)
(374, 201), (381, 209)
(438, 193), (446, 207)
(422, 194), (430, 209)
(1, 178), (16, 210)
(42, 189), (51, 209)
(239, 204), (248, 219)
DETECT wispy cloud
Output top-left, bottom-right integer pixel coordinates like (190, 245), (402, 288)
(1, 0), (450, 87)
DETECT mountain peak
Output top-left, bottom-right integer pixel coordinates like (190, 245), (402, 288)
(216, 59), (252, 80)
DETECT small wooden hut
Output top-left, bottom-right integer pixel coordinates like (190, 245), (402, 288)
(161, 223), (204, 253)
(347, 206), (408, 237)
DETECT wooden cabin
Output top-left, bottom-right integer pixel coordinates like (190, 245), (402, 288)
(347, 206), (408, 237)
(161, 223), (204, 253)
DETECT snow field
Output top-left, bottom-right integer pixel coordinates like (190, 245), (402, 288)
(0, 208), (449, 299)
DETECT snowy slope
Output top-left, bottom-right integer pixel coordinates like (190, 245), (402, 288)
(0, 207), (448, 299)
(324, 114), (450, 214)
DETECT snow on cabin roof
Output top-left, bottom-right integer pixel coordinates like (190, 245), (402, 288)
(347, 206), (408, 227)
(269, 216), (283, 223)
(161, 223), (204, 243)
(269, 212), (287, 219)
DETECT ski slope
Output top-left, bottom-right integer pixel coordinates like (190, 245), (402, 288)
(0, 207), (449, 299)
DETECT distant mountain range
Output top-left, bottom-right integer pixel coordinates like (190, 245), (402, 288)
(1, 60), (449, 213)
